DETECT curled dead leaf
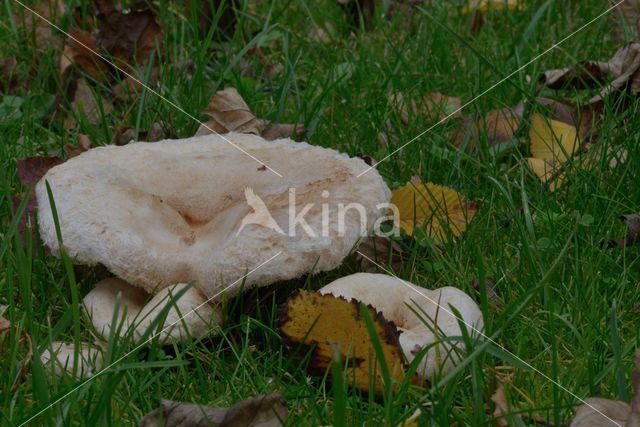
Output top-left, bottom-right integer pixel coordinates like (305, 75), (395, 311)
(64, 77), (113, 130)
(199, 87), (261, 135)
(451, 102), (524, 149)
(570, 349), (640, 425)
(140, 393), (287, 427)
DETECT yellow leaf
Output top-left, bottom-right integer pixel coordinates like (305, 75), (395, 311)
(464, 0), (520, 13)
(529, 113), (579, 162)
(278, 290), (408, 394)
(390, 182), (477, 240)
(526, 113), (579, 191)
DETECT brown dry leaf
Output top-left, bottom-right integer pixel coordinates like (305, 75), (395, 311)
(611, 0), (640, 43)
(260, 122), (306, 141)
(116, 123), (165, 146)
(471, 277), (501, 306)
(12, 0), (65, 51)
(60, 29), (111, 81)
(337, 0), (375, 30)
(113, 69), (158, 101)
(389, 91), (461, 125)
(93, 1), (162, 69)
(64, 77), (113, 130)
(390, 181), (477, 241)
(356, 235), (407, 273)
(198, 87), (261, 135)
(491, 382), (510, 427)
(605, 214), (640, 249)
(279, 290), (408, 394)
(185, 0), (237, 40)
(64, 133), (92, 157)
(541, 43), (640, 103)
(14, 156), (64, 239)
(525, 113), (579, 191)
(451, 102), (524, 148)
(570, 349), (640, 426)
(140, 393), (287, 427)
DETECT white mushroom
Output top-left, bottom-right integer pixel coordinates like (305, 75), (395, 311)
(82, 278), (220, 343)
(40, 342), (103, 377)
(319, 273), (484, 380)
(36, 133), (390, 339)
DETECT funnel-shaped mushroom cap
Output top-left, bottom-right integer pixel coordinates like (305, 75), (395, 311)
(319, 273), (484, 380)
(36, 133), (390, 298)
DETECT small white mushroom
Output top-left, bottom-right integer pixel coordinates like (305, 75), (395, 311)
(40, 341), (103, 377)
(36, 133), (390, 340)
(82, 278), (221, 343)
(319, 273), (484, 380)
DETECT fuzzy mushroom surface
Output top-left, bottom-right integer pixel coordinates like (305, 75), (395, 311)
(319, 273), (484, 380)
(36, 133), (391, 300)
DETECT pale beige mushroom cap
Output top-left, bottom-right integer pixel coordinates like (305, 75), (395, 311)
(319, 272), (484, 380)
(36, 133), (390, 298)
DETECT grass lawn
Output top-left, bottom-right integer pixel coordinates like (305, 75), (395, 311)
(2, 0), (640, 425)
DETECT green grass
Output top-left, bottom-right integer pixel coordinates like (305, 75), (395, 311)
(2, 0), (640, 425)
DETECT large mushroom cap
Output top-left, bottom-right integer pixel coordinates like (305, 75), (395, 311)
(37, 133), (390, 298)
(319, 273), (484, 380)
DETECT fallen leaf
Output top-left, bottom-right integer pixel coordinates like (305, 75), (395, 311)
(535, 97), (599, 142)
(451, 102), (524, 148)
(389, 91), (461, 125)
(464, 0), (520, 13)
(65, 133), (92, 157)
(198, 87), (261, 135)
(356, 235), (407, 273)
(60, 29), (111, 81)
(260, 122), (306, 141)
(278, 290), (408, 394)
(605, 214), (640, 249)
(93, 1), (162, 69)
(491, 382), (511, 427)
(471, 277), (501, 306)
(113, 68), (159, 101)
(0, 312), (33, 393)
(541, 42), (640, 103)
(12, 0), (65, 51)
(116, 123), (165, 146)
(140, 393), (288, 427)
(525, 113), (579, 191)
(611, 0), (640, 43)
(64, 77), (113, 130)
(391, 181), (477, 241)
(570, 349), (640, 426)
(185, 0), (237, 40)
(337, 0), (376, 30)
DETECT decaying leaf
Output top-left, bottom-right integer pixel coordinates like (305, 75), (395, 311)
(279, 290), (407, 394)
(12, 0), (65, 51)
(610, 0), (640, 43)
(391, 181), (477, 241)
(260, 122), (307, 141)
(0, 311), (33, 393)
(356, 235), (408, 273)
(541, 43), (640, 103)
(140, 393), (287, 427)
(196, 88), (305, 141)
(525, 113), (579, 191)
(569, 349), (640, 426)
(64, 77), (113, 129)
(14, 156), (64, 239)
(451, 103), (524, 148)
(337, 0), (376, 30)
(60, 29), (111, 81)
(605, 214), (640, 249)
(389, 91), (461, 125)
(60, 1), (162, 81)
(463, 0), (520, 13)
(198, 87), (261, 135)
